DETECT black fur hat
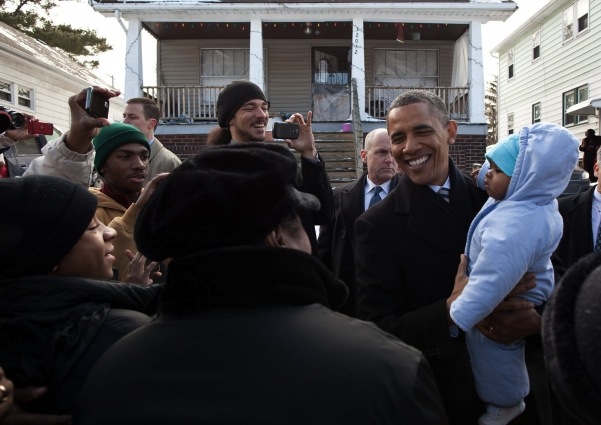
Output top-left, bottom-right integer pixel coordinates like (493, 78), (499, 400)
(542, 251), (601, 424)
(134, 143), (320, 261)
(0, 175), (97, 279)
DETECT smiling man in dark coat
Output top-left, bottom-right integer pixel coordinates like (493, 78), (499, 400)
(355, 90), (549, 424)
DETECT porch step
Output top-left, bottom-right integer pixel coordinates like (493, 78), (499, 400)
(314, 132), (361, 188)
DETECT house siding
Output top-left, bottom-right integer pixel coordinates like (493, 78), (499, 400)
(158, 38), (459, 116)
(497, 0), (601, 141)
(0, 22), (123, 132)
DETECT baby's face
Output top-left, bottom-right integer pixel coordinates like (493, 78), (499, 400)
(484, 160), (511, 200)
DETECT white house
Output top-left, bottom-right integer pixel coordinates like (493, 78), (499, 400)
(85, 0), (517, 173)
(0, 21), (124, 133)
(493, 0), (601, 141)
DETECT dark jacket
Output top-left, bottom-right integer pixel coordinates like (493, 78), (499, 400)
(298, 154), (334, 255)
(0, 276), (161, 413)
(556, 186), (596, 272)
(356, 159), (490, 423)
(74, 246), (448, 425)
(318, 172), (400, 316)
(356, 158), (565, 424)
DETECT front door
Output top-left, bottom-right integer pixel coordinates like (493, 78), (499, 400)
(312, 47), (350, 121)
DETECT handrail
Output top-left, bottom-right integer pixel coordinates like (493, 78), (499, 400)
(141, 84), (470, 122)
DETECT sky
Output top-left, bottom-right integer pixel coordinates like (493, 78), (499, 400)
(50, 0), (545, 90)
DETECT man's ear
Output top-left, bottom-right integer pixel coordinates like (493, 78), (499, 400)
(264, 226), (285, 248)
(446, 120), (458, 145)
(360, 149), (367, 163)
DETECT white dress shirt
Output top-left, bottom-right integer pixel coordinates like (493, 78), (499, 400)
(364, 177), (394, 211)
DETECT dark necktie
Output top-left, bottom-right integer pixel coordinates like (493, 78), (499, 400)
(369, 186), (383, 208)
(595, 220), (601, 251)
(438, 187), (450, 203)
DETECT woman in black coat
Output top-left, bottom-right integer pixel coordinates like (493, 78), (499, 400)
(0, 175), (161, 414)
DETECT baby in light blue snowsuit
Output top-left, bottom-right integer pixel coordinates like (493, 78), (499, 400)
(450, 122), (579, 425)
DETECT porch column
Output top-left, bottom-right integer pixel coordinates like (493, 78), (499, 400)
(123, 17), (144, 100)
(249, 18), (265, 92)
(468, 21), (486, 124)
(351, 17), (368, 120)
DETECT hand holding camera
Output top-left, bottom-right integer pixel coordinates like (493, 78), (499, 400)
(0, 107), (53, 149)
(283, 111), (318, 160)
(272, 122), (300, 140)
(67, 86), (120, 154)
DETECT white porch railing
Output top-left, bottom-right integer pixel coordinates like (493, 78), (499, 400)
(142, 85), (469, 122)
(365, 86), (469, 121)
(142, 85), (225, 124)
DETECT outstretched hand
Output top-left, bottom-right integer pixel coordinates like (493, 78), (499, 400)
(124, 250), (162, 286)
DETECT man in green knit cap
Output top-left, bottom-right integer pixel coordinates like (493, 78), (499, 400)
(24, 86), (169, 282)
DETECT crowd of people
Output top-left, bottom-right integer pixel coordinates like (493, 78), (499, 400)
(1, 82), (599, 425)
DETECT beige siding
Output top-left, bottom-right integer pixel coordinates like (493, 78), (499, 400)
(158, 38), (460, 117)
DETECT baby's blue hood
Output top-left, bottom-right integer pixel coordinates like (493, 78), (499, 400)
(505, 122), (579, 203)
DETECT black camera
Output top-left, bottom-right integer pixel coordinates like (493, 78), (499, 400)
(0, 106), (26, 133)
(84, 87), (110, 119)
(272, 122), (300, 140)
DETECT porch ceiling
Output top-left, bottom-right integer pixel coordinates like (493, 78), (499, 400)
(143, 21), (468, 41)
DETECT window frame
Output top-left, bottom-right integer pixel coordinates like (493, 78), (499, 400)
(532, 29), (541, 61)
(577, 0), (589, 33)
(507, 113), (514, 135)
(0, 80), (13, 103)
(373, 48), (440, 88)
(563, 84), (588, 127)
(563, 4), (575, 42)
(563, 1), (589, 43)
(17, 86), (33, 109)
(507, 48), (514, 80)
(532, 103), (541, 124)
(199, 48), (267, 104)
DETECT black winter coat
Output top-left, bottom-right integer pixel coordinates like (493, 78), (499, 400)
(0, 276), (161, 412)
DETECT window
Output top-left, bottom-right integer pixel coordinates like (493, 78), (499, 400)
(200, 48), (266, 105)
(532, 103), (541, 123)
(577, 0), (589, 32)
(532, 29), (540, 60)
(563, 5), (574, 41)
(563, 85), (588, 126)
(507, 49), (514, 80)
(373, 49), (439, 107)
(374, 49), (439, 87)
(0, 80), (12, 103)
(17, 86), (32, 109)
(563, 1), (589, 42)
(508, 113), (514, 135)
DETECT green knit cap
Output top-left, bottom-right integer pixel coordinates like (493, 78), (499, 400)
(93, 122), (150, 170)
